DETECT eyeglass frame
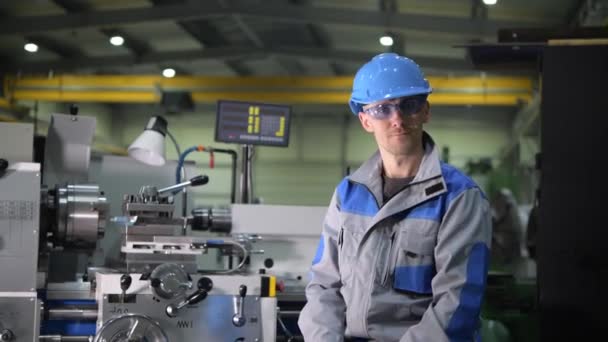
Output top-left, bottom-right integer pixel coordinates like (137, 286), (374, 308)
(361, 95), (427, 120)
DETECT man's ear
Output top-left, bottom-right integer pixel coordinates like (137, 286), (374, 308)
(358, 112), (374, 133)
(420, 101), (431, 124)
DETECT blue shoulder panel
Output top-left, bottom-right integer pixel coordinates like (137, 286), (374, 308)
(401, 163), (481, 222)
(337, 178), (379, 217)
(441, 163), (486, 204)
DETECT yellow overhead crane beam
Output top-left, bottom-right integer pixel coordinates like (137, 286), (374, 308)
(0, 97), (11, 110)
(6, 75), (533, 106)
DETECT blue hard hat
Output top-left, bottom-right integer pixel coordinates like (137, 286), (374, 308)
(349, 52), (432, 115)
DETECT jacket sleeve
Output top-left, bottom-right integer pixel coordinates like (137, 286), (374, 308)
(298, 191), (346, 342)
(401, 187), (492, 342)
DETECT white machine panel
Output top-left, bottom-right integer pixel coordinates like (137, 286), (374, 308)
(230, 204), (325, 236)
(0, 122), (33, 164)
(0, 164), (40, 292)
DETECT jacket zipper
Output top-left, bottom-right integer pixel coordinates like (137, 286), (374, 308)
(381, 231), (396, 286)
(338, 227), (344, 249)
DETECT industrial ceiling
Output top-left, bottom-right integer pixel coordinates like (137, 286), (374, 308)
(1, 0), (604, 77)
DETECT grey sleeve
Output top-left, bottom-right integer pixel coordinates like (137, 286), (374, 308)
(401, 188), (492, 342)
(298, 191), (346, 342)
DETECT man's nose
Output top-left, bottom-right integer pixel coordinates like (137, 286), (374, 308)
(388, 107), (405, 123)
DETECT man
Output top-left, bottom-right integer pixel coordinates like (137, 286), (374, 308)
(298, 52), (492, 341)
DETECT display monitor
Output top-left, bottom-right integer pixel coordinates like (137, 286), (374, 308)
(215, 100), (291, 147)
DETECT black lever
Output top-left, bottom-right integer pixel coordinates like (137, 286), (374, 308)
(165, 277), (213, 317)
(120, 274), (132, 304)
(158, 174), (209, 196)
(69, 104), (79, 116)
(0, 159), (8, 178)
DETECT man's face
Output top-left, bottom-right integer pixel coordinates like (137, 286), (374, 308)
(358, 96), (430, 156)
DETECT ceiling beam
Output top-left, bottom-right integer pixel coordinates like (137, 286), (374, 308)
(226, 1), (308, 76)
(0, 2), (533, 37)
(231, 14), (264, 48)
(177, 20), (254, 76)
(148, 0), (253, 76)
(54, 0), (153, 59)
(0, 46), (471, 73)
(306, 24), (343, 75)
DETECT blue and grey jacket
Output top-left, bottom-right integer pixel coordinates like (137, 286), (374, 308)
(298, 133), (492, 342)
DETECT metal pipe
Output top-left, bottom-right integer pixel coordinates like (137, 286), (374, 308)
(47, 308), (98, 321)
(207, 148), (237, 204)
(39, 335), (93, 342)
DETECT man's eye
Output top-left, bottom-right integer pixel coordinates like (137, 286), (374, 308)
(378, 105), (392, 114)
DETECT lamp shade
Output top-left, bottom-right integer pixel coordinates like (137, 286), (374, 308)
(127, 116), (168, 166)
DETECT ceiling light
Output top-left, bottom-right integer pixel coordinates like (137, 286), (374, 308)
(109, 36), (124, 46)
(162, 68), (176, 78)
(379, 35), (394, 47)
(482, 0), (497, 5)
(24, 43), (38, 53)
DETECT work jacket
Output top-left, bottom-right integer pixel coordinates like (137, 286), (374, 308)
(298, 132), (492, 342)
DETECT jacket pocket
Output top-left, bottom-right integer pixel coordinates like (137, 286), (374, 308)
(392, 231), (436, 294)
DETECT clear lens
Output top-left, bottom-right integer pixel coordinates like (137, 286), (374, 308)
(364, 96), (425, 119)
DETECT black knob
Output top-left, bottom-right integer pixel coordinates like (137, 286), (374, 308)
(150, 278), (161, 288)
(120, 274), (132, 292)
(69, 104), (79, 116)
(190, 175), (209, 186)
(238, 285), (247, 298)
(0, 329), (14, 341)
(0, 159), (8, 177)
(197, 277), (213, 291)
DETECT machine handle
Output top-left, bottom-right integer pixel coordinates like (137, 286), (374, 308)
(158, 175), (209, 195)
(232, 285), (247, 327)
(184, 289), (208, 306)
(165, 279), (213, 318)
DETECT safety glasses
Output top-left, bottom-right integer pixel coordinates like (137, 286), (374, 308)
(362, 96), (426, 120)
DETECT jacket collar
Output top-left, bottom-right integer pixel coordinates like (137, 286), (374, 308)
(347, 132), (447, 227)
(348, 132), (443, 195)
